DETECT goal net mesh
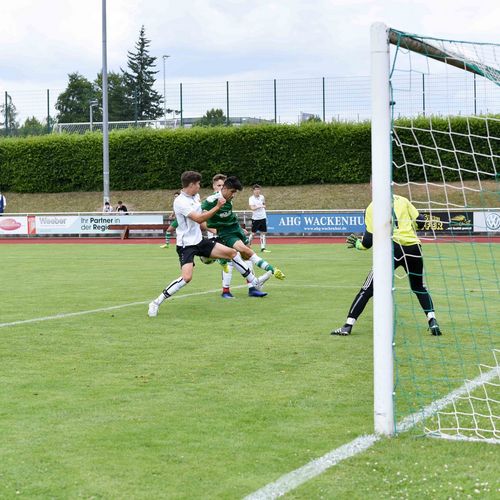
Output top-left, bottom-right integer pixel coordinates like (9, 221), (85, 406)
(388, 30), (499, 443)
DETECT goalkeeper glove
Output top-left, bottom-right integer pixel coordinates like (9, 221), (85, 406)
(165, 231), (171, 248)
(346, 234), (365, 250)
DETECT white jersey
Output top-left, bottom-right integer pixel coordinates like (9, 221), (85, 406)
(174, 191), (203, 247)
(249, 194), (266, 220)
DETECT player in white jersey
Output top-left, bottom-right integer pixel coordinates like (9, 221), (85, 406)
(147, 171), (265, 317)
(248, 184), (270, 252)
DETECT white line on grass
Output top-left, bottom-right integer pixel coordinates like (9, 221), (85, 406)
(243, 365), (499, 500)
(0, 286), (246, 329)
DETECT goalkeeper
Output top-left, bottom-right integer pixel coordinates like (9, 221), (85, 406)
(332, 194), (441, 336)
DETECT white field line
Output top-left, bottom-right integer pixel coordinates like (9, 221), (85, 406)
(244, 365), (499, 500)
(2, 283), (498, 495)
(0, 285), (246, 329)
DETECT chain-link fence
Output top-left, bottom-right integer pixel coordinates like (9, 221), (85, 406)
(1, 73), (499, 135)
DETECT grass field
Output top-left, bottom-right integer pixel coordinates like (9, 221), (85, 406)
(1, 242), (499, 498)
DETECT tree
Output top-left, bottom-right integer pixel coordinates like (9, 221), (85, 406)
(123, 26), (163, 120)
(0, 95), (19, 136)
(194, 108), (230, 127)
(55, 73), (97, 123)
(94, 71), (134, 121)
(19, 116), (47, 137)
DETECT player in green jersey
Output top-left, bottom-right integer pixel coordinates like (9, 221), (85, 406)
(160, 191), (180, 248)
(201, 176), (285, 294)
(332, 194), (441, 336)
(204, 174), (272, 298)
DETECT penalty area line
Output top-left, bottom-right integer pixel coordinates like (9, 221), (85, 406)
(244, 365), (499, 499)
(0, 285), (246, 329)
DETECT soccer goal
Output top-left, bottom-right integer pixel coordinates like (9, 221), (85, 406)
(371, 23), (499, 442)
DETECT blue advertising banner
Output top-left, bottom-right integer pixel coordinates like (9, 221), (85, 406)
(266, 212), (365, 234)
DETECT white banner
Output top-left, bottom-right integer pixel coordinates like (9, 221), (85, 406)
(0, 216), (28, 235)
(33, 214), (164, 235)
(473, 211), (500, 233)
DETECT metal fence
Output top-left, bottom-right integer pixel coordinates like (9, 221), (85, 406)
(2, 72), (499, 135)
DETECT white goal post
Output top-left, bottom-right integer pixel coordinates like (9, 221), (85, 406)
(371, 22), (394, 436)
(371, 23), (499, 440)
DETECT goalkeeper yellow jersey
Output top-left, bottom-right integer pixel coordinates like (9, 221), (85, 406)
(364, 194), (420, 246)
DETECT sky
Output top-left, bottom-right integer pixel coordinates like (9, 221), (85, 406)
(1, 0), (499, 91)
(0, 0), (498, 125)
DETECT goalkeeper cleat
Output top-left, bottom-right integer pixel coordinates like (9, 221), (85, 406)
(248, 287), (268, 297)
(428, 318), (442, 336)
(273, 268), (286, 280)
(160, 244), (169, 248)
(148, 300), (159, 317)
(331, 324), (352, 336)
(221, 291), (235, 299)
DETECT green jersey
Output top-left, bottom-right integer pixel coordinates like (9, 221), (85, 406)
(201, 192), (239, 230)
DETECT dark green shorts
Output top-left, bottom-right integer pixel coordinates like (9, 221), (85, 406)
(217, 225), (249, 248)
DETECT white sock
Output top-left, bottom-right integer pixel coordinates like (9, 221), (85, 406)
(246, 261), (255, 289)
(232, 253), (258, 285)
(260, 234), (266, 249)
(249, 253), (270, 270)
(222, 261), (233, 288)
(427, 312), (436, 320)
(346, 317), (356, 326)
(157, 277), (187, 304)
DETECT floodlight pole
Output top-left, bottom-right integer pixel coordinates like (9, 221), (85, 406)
(371, 22), (395, 437)
(102, 0), (110, 204)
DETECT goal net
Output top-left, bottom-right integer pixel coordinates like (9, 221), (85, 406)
(371, 24), (499, 442)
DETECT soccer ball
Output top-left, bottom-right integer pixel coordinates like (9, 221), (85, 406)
(200, 256), (215, 265)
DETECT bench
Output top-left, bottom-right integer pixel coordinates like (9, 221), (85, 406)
(108, 224), (172, 239)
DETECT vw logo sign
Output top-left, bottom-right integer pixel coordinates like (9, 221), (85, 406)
(485, 212), (500, 231)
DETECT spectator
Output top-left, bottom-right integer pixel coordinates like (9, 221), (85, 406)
(103, 201), (114, 213)
(0, 191), (6, 215)
(116, 201), (128, 214)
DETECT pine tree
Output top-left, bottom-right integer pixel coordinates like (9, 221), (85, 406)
(123, 26), (163, 120)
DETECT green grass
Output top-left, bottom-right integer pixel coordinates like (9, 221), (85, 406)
(0, 243), (499, 498)
(4, 180), (498, 213)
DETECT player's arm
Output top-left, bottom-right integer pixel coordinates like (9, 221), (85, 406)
(346, 204), (372, 250)
(346, 230), (372, 250)
(190, 196), (225, 224)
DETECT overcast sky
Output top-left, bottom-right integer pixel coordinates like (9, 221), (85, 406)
(1, 0), (499, 92)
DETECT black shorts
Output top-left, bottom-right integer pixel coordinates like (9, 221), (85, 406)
(251, 218), (267, 233)
(176, 238), (217, 267)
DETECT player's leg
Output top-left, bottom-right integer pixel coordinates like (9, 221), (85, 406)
(232, 239), (284, 280)
(160, 222), (177, 248)
(401, 244), (441, 336)
(331, 270), (374, 335)
(148, 247), (194, 317)
(210, 242), (262, 288)
(260, 232), (270, 252)
(246, 258), (268, 297)
(221, 260), (234, 298)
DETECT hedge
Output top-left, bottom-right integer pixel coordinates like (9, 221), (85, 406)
(0, 118), (496, 193)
